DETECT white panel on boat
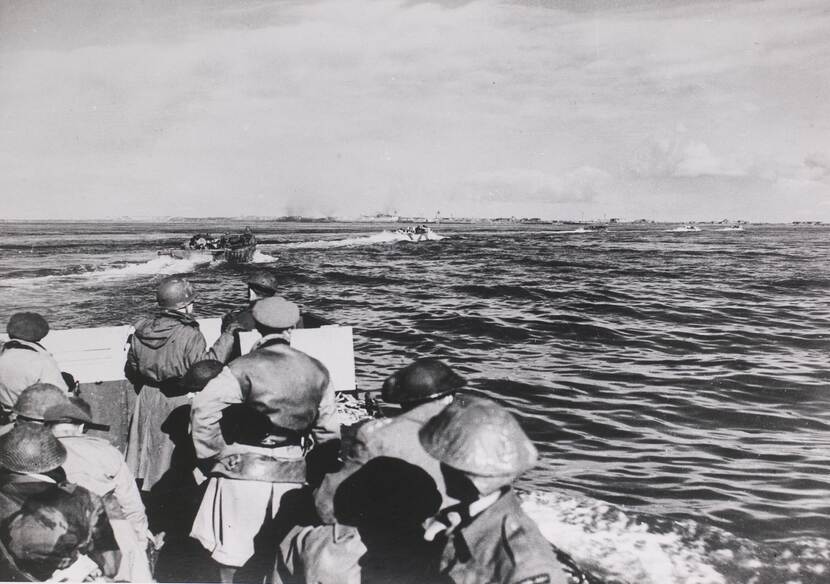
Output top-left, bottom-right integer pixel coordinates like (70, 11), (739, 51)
(291, 326), (357, 392)
(0, 326), (133, 384)
(1, 318), (356, 390)
(239, 327), (356, 391)
(197, 317), (223, 347)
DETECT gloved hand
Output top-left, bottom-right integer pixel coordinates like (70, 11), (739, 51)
(221, 311), (240, 333)
(222, 320), (245, 336)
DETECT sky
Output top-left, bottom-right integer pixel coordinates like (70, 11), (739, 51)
(0, 0), (828, 221)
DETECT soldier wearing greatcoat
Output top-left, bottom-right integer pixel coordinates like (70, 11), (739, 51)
(124, 275), (237, 496)
(190, 296), (338, 583)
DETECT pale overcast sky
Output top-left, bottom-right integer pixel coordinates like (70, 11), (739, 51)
(1, 0), (828, 221)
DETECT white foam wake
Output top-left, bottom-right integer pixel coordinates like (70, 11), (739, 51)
(280, 230), (444, 249)
(250, 250), (279, 263)
(523, 490), (727, 584)
(666, 226), (702, 232)
(1, 256), (204, 286)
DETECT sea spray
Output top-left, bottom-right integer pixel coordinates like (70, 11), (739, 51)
(276, 230), (445, 249)
(249, 250), (279, 263)
(522, 490), (829, 584)
(0, 255), (205, 285)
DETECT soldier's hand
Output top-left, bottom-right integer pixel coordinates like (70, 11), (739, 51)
(221, 312), (242, 334)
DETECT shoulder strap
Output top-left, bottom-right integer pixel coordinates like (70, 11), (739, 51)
(2, 341), (40, 353)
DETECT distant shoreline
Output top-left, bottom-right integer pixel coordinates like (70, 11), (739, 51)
(0, 217), (823, 226)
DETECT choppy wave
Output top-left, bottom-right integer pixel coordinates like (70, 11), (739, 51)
(0, 221), (829, 582)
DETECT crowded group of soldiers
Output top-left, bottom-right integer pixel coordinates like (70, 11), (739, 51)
(0, 270), (572, 583)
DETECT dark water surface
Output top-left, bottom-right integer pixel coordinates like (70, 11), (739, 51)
(1, 220), (828, 583)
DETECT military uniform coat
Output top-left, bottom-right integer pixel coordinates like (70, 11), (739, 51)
(0, 340), (68, 409)
(59, 435), (149, 544)
(190, 340), (337, 568)
(314, 395), (453, 524)
(300, 397), (453, 584)
(125, 309), (234, 492)
(436, 489), (568, 584)
(0, 473), (116, 582)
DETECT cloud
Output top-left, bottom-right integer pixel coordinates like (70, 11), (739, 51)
(0, 0), (828, 220)
(631, 137), (749, 179)
(459, 166), (611, 205)
(775, 152), (830, 190)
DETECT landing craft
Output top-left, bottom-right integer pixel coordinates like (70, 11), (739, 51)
(0, 321), (819, 583)
(158, 228), (257, 264)
(394, 225), (440, 242)
(3, 320), (600, 583)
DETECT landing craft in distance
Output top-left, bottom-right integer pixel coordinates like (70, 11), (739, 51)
(158, 227), (257, 264)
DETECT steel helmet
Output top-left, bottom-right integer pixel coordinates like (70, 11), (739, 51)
(419, 394), (538, 477)
(156, 275), (197, 309)
(14, 383), (68, 422)
(0, 423), (66, 473)
(6, 312), (50, 342)
(246, 270), (279, 297)
(381, 358), (466, 404)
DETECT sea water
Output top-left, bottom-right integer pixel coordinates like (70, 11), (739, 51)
(0, 220), (828, 583)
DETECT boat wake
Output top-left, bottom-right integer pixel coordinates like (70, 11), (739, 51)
(558, 228), (606, 234)
(1, 256), (206, 286)
(249, 250), (279, 263)
(278, 230), (444, 249)
(524, 490), (829, 584)
(666, 226), (702, 232)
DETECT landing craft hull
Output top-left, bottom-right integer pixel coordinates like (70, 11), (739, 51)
(0, 318), (354, 449)
(1, 320), (766, 583)
(158, 243), (257, 264)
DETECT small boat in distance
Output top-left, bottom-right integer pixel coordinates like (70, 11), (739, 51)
(394, 224), (438, 242)
(668, 225), (701, 232)
(158, 228), (257, 264)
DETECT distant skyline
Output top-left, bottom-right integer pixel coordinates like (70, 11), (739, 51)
(1, 0), (828, 221)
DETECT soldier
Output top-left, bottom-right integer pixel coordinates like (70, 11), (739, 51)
(43, 397), (152, 582)
(315, 357), (466, 522)
(275, 359), (466, 584)
(221, 270), (329, 343)
(190, 296), (337, 583)
(124, 274), (237, 498)
(124, 273), (240, 577)
(8, 382), (68, 427)
(0, 424), (118, 581)
(418, 395), (570, 584)
(0, 312), (68, 412)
